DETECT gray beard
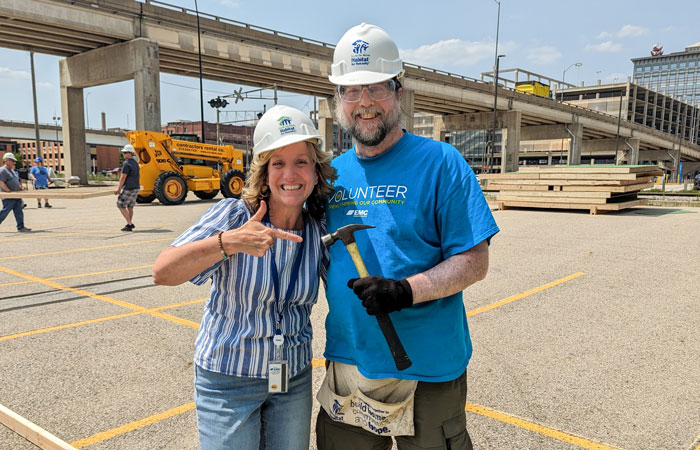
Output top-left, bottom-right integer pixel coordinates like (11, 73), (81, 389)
(337, 100), (402, 148)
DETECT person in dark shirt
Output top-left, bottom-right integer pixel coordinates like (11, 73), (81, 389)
(0, 152), (31, 232)
(114, 145), (140, 231)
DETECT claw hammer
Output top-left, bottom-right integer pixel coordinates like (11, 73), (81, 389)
(322, 224), (412, 371)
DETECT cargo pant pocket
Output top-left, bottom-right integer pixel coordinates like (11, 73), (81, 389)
(441, 412), (472, 450)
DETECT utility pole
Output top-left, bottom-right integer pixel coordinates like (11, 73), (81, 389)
(30, 51), (42, 159)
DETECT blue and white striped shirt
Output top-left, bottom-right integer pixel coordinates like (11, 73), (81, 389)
(172, 199), (328, 379)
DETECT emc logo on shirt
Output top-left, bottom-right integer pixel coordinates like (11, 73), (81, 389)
(346, 209), (368, 218)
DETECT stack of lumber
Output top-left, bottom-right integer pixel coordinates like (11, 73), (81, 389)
(482, 165), (663, 214)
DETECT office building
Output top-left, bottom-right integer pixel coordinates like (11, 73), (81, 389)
(632, 42), (700, 105)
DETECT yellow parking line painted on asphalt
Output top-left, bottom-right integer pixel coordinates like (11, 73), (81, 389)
(467, 272), (585, 317)
(0, 266), (199, 329)
(465, 403), (625, 450)
(70, 402), (196, 448)
(0, 298), (206, 342)
(0, 237), (173, 261)
(0, 264), (154, 288)
(312, 358), (325, 368)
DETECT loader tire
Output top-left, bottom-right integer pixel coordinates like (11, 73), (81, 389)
(221, 169), (245, 199)
(136, 193), (156, 204)
(194, 189), (219, 200)
(154, 171), (188, 205)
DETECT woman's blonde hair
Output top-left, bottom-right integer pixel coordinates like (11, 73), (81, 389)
(242, 141), (337, 220)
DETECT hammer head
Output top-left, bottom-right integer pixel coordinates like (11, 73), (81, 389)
(321, 224), (375, 247)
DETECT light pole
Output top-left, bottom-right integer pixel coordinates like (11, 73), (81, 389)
(85, 91), (91, 129)
(53, 115), (60, 143)
(561, 62), (582, 101)
(480, 0), (501, 174)
(488, 54), (506, 173)
(194, 0), (206, 143)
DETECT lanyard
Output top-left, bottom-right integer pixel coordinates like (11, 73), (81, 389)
(266, 214), (305, 356)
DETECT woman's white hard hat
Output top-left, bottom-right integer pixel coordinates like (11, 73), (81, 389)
(253, 105), (323, 156)
(121, 144), (135, 154)
(329, 23), (404, 86)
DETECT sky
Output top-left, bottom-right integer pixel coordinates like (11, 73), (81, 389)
(1, 0), (698, 130)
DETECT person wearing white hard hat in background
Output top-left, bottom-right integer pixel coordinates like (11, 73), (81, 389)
(114, 144), (140, 231)
(315, 24), (499, 450)
(152, 105), (337, 450)
(29, 157), (52, 208)
(0, 152), (31, 232)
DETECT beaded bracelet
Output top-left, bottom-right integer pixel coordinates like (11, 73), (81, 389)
(217, 231), (229, 260)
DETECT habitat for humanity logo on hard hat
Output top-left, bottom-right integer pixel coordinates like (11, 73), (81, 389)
(277, 116), (295, 135)
(351, 39), (370, 66)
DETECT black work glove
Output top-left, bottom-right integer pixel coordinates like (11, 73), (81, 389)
(347, 276), (413, 315)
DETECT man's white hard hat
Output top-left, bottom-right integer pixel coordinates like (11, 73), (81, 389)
(329, 23), (404, 86)
(2, 152), (17, 161)
(121, 144), (135, 154)
(252, 105), (323, 156)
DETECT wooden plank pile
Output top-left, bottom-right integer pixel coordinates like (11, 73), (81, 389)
(482, 165), (663, 215)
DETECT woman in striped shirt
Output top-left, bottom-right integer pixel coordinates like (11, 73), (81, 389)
(153, 105), (337, 450)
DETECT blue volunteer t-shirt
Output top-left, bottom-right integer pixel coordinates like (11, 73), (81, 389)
(30, 166), (49, 187)
(324, 132), (499, 382)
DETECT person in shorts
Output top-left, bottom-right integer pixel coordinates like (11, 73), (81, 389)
(114, 145), (140, 231)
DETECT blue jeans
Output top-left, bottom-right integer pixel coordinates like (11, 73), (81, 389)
(195, 364), (312, 450)
(0, 199), (24, 230)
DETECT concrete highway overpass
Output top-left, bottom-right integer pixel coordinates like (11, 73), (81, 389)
(1, 0), (699, 182)
(0, 120), (127, 147)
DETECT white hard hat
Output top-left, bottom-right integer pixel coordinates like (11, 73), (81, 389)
(2, 152), (17, 161)
(253, 105), (323, 156)
(121, 144), (135, 154)
(329, 23), (404, 86)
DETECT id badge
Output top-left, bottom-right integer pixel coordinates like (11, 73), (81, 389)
(268, 360), (288, 393)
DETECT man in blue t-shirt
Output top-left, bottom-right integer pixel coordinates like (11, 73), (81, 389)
(29, 157), (52, 208)
(316, 24), (499, 449)
(114, 145), (140, 231)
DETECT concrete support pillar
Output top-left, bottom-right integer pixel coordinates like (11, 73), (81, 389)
(502, 110), (521, 173)
(432, 115), (446, 142)
(59, 38), (161, 182)
(400, 88), (414, 133)
(565, 123), (583, 165)
(133, 44), (161, 131)
(318, 98), (336, 154)
(60, 86), (87, 181)
(622, 138), (640, 165)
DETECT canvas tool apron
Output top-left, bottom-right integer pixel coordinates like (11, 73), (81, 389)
(317, 360), (417, 436)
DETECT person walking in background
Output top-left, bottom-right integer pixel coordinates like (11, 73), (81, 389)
(114, 144), (140, 231)
(29, 157), (52, 208)
(152, 105), (337, 450)
(0, 152), (31, 232)
(315, 23), (499, 450)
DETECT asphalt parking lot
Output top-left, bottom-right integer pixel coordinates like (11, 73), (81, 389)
(1, 191), (699, 450)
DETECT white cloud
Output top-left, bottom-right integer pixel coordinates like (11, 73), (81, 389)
(618, 24), (648, 37)
(596, 24), (648, 41)
(525, 45), (561, 65)
(399, 39), (499, 70)
(0, 67), (30, 80)
(585, 40), (622, 53)
(217, 0), (239, 7)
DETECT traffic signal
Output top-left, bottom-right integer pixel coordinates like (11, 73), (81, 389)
(208, 97), (229, 109)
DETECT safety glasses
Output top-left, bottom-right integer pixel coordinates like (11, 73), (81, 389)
(337, 80), (398, 103)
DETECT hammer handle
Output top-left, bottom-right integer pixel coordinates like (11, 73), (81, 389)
(346, 242), (413, 371)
